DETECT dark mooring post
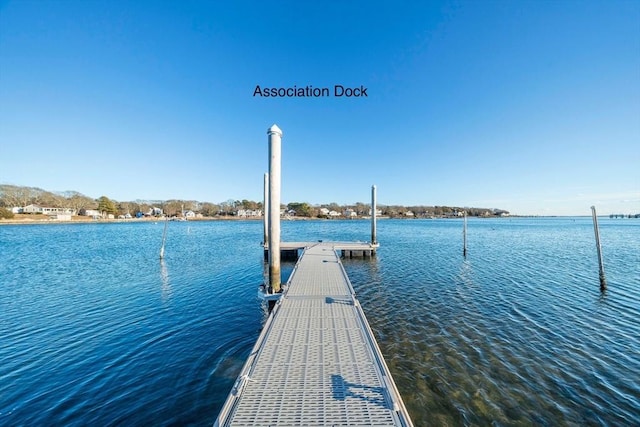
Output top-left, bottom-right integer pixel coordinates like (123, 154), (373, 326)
(591, 206), (607, 291)
(371, 185), (377, 246)
(463, 211), (468, 258)
(268, 125), (282, 293)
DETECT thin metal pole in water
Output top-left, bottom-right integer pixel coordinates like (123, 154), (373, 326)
(267, 124), (282, 293)
(591, 206), (607, 291)
(371, 185), (377, 246)
(263, 172), (269, 245)
(159, 217), (168, 259)
(463, 211), (468, 258)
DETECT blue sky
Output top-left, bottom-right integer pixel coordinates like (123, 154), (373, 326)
(1, 0), (638, 215)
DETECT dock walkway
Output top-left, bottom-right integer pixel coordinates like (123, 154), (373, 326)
(215, 242), (412, 426)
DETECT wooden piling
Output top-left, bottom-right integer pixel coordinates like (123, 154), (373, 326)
(591, 206), (607, 291)
(268, 125), (282, 293)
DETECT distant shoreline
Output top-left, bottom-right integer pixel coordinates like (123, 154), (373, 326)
(0, 215), (610, 226)
(0, 215), (258, 226)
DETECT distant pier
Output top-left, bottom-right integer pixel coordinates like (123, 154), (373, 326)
(609, 213), (640, 219)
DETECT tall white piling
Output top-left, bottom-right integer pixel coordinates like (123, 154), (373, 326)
(263, 172), (269, 245)
(159, 217), (168, 259)
(591, 206), (607, 291)
(463, 211), (468, 258)
(268, 125), (282, 293)
(371, 185), (377, 245)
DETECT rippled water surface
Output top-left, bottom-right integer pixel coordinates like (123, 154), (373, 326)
(1, 218), (638, 426)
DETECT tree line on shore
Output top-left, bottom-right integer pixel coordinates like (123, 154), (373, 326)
(0, 184), (508, 219)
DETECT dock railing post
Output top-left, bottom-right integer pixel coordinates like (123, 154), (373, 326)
(268, 125), (282, 293)
(371, 185), (377, 246)
(591, 206), (607, 291)
(263, 172), (269, 245)
(463, 211), (468, 258)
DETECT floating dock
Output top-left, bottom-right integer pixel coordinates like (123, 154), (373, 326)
(264, 241), (378, 261)
(215, 241), (413, 426)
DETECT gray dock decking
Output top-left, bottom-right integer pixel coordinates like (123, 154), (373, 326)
(215, 242), (412, 426)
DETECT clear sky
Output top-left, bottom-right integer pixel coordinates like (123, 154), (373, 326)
(1, 0), (638, 216)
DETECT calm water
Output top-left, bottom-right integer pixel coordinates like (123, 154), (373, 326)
(1, 218), (638, 426)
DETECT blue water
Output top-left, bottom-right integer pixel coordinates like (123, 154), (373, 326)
(1, 218), (638, 425)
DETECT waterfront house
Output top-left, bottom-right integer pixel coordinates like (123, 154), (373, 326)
(22, 204), (43, 214)
(343, 209), (357, 218)
(236, 209), (263, 218)
(23, 205), (76, 215)
(81, 209), (102, 219)
(22, 204), (40, 214)
(146, 207), (163, 217)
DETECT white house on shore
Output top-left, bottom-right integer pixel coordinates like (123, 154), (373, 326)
(18, 204), (75, 221)
(145, 207), (163, 216)
(22, 204), (76, 215)
(320, 208), (342, 218)
(343, 209), (357, 218)
(236, 209), (263, 218)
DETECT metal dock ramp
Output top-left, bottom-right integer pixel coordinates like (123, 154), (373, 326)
(215, 242), (413, 426)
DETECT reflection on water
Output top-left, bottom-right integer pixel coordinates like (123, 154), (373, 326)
(0, 218), (638, 426)
(458, 258), (474, 288)
(160, 259), (172, 302)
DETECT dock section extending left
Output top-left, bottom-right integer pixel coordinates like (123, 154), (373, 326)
(215, 242), (413, 426)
